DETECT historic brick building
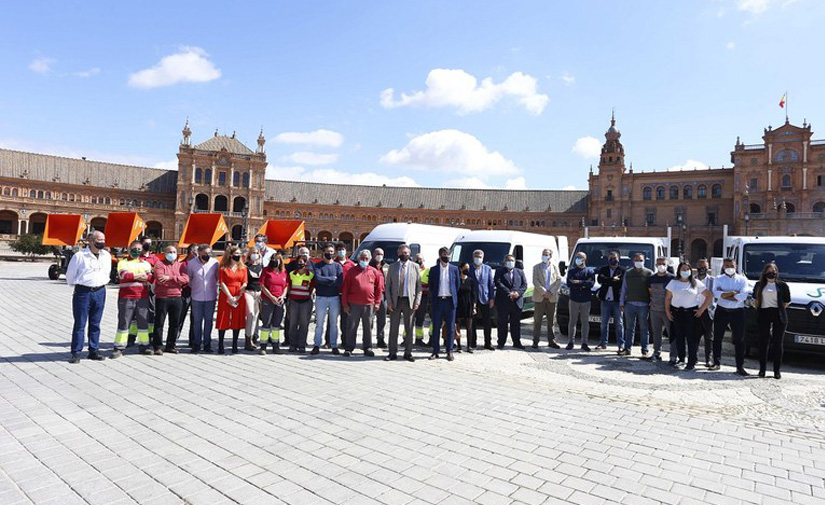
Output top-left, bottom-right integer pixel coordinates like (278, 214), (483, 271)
(2, 117), (822, 259)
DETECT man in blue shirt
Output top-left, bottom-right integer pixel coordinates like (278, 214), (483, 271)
(711, 258), (750, 375)
(311, 243), (343, 355)
(566, 252), (596, 351)
(470, 249), (496, 350)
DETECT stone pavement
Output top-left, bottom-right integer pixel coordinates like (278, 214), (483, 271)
(1, 261), (824, 505)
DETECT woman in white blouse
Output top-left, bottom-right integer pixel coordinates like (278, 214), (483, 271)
(665, 262), (713, 370)
(752, 263), (791, 379)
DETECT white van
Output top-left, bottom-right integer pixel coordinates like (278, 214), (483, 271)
(449, 230), (569, 310)
(354, 223), (469, 266)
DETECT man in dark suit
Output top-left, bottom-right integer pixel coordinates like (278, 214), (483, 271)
(428, 246), (460, 361)
(495, 254), (528, 349)
(596, 251), (625, 350)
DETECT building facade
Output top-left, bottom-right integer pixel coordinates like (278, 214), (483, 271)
(1, 117), (823, 259)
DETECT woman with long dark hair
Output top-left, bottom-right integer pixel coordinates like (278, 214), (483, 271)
(752, 263), (791, 379)
(216, 245), (247, 354)
(259, 253), (287, 354)
(665, 261), (712, 370)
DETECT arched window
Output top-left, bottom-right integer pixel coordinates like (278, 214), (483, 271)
(232, 171), (240, 187)
(697, 185), (707, 199)
(11, 188), (17, 197)
(204, 169), (212, 185)
(683, 186), (692, 199)
(656, 187), (665, 200)
(749, 203), (761, 214)
(813, 201), (825, 214)
(2, 187), (8, 196)
(242, 172), (250, 188)
(69, 194), (75, 202)
(62, 193), (68, 200)
(781, 174), (791, 188)
(30, 189), (37, 198)
(37, 190), (44, 199)
(669, 186), (679, 200)
(784, 202), (796, 213)
(195, 167), (203, 184)
(776, 149), (799, 162)
(711, 184), (722, 198)
(642, 187), (652, 201)
(104, 197), (111, 205)
(44, 191), (51, 200)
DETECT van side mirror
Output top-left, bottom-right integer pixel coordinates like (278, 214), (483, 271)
(559, 261), (567, 276)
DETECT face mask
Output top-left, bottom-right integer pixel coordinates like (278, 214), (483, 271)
(656, 265), (667, 273)
(416, 260), (425, 267)
(766, 272), (777, 280)
(542, 255), (551, 263)
(697, 267), (708, 276)
(359, 260), (369, 268)
(608, 258), (618, 266)
(269, 260), (281, 268)
(251, 253), (260, 261)
(324, 252), (334, 260)
(724, 267), (736, 276)
(473, 257), (483, 266)
(399, 254), (409, 262)
(505, 260), (515, 269)
(142, 243), (151, 251)
(200, 254), (210, 262)
(337, 250), (346, 258)
(231, 254), (242, 262)
(165, 253), (177, 262)
(679, 270), (691, 279)
(634, 261), (645, 269)
(374, 255), (383, 263)
(575, 258), (584, 266)
(129, 248), (141, 259)
(256, 241), (266, 250)
(440, 256), (450, 264)
(462, 269), (469, 275)
(296, 262), (306, 269)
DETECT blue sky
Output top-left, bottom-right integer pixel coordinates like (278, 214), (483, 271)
(0, 0), (821, 190)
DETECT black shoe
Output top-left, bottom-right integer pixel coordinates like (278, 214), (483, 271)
(565, 341), (574, 350)
(513, 343), (525, 350)
(548, 340), (560, 349)
(343, 350), (352, 357)
(484, 345), (495, 351)
(377, 340), (387, 349)
(288, 346), (298, 353)
(218, 347), (225, 355)
(774, 371), (781, 379)
(414, 338), (427, 348)
(404, 353), (415, 362)
(203, 347), (214, 354)
(466, 347), (474, 354)
(428, 353), (439, 360)
(758, 370), (766, 378)
(153, 348), (163, 356)
(496, 345), (505, 350)
(595, 344), (607, 350)
(581, 344), (591, 352)
(140, 346), (152, 355)
(684, 364), (695, 371)
(531, 343), (539, 349)
(165, 347), (179, 354)
(363, 349), (375, 357)
(310, 346), (320, 355)
(384, 354), (397, 361)
(69, 354), (81, 364)
(331, 348), (340, 355)
(190, 348), (199, 354)
(88, 353), (105, 361)
(110, 349), (123, 359)
(447, 352), (455, 362)
(258, 348), (267, 355)
(708, 364), (721, 371)
(736, 367), (749, 376)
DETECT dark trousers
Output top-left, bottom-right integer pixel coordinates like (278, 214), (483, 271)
(177, 292), (195, 347)
(71, 286), (106, 355)
(471, 302), (493, 348)
(415, 293), (429, 329)
(713, 307), (746, 368)
(699, 309), (713, 363)
(431, 297), (456, 354)
(673, 307), (699, 366)
(345, 304), (374, 351)
(154, 297), (183, 350)
(372, 299), (387, 342)
(496, 301), (522, 347)
(757, 308), (786, 373)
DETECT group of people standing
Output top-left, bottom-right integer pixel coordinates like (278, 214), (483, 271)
(564, 252), (790, 378)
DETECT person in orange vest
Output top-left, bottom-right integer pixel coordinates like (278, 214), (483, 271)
(112, 240), (154, 358)
(287, 256), (315, 353)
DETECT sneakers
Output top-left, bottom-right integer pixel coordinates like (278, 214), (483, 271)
(428, 353), (439, 360)
(565, 341), (575, 350)
(709, 364), (721, 371)
(618, 349), (630, 356)
(595, 344), (607, 350)
(641, 349), (650, 358)
(310, 346), (320, 355)
(384, 354), (397, 361)
(153, 348), (163, 356)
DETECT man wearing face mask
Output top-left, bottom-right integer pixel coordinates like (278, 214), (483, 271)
(428, 247), (460, 360)
(325, 242), (355, 348)
(647, 257), (675, 362)
(385, 244), (422, 361)
(151, 245), (189, 355)
(413, 254), (432, 347)
(566, 252), (596, 351)
(533, 249), (562, 349)
(470, 250), (496, 350)
(312, 243), (344, 355)
(254, 233), (276, 266)
(595, 251), (625, 351)
(495, 254), (528, 350)
(342, 250), (383, 357)
(186, 244), (220, 353)
(177, 245), (198, 349)
(66, 231), (112, 363)
(711, 258), (749, 375)
(619, 253), (653, 357)
(112, 240), (155, 357)
(694, 258), (715, 367)
(369, 247), (389, 349)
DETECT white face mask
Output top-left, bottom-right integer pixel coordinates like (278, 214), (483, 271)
(473, 257), (483, 266)
(724, 267), (736, 276)
(374, 255), (383, 263)
(575, 258), (584, 266)
(542, 255), (551, 263)
(250, 253), (260, 261)
(505, 260), (515, 269)
(634, 261), (645, 269)
(679, 270), (691, 279)
(656, 265), (667, 273)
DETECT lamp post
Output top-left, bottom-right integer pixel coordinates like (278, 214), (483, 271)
(676, 214), (685, 261)
(744, 213), (750, 235)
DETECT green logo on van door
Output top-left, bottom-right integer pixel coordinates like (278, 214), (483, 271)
(808, 287), (825, 298)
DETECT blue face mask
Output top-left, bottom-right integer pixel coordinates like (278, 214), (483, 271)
(505, 260), (515, 269)
(473, 257), (482, 266)
(679, 270), (691, 279)
(165, 253), (177, 262)
(359, 260), (369, 268)
(575, 258), (584, 266)
(541, 255), (551, 263)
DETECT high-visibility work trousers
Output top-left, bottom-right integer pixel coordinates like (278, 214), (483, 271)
(116, 298), (150, 350)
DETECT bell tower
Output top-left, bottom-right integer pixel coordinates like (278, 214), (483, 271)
(588, 112), (627, 230)
(598, 111), (625, 174)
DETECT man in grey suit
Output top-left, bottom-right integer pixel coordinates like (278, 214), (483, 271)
(532, 248), (562, 348)
(385, 244), (422, 362)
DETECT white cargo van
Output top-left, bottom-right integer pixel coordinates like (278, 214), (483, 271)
(449, 230), (569, 310)
(354, 223), (469, 266)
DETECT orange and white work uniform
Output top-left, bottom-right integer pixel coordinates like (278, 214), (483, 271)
(115, 258), (154, 350)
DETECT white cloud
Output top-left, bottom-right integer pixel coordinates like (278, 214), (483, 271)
(666, 159), (709, 172)
(445, 177), (492, 189)
(267, 165), (419, 187)
(273, 129), (343, 148)
(561, 72), (575, 86)
(381, 68), (549, 115)
(128, 46), (221, 89)
(153, 159), (179, 171)
(726, 41), (736, 50)
(380, 129), (519, 178)
(505, 177), (528, 190)
(280, 152), (339, 166)
(74, 67), (101, 78)
(29, 57), (55, 74)
(572, 136), (602, 159)
(736, 0), (771, 15)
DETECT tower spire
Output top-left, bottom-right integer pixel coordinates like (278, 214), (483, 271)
(257, 127), (266, 154)
(181, 117), (191, 146)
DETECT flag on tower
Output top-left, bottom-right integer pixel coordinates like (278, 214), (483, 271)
(779, 93), (786, 109)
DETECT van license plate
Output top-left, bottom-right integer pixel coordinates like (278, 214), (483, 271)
(588, 315), (601, 323)
(794, 335), (825, 346)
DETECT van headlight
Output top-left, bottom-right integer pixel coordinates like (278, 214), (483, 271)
(559, 283), (570, 297)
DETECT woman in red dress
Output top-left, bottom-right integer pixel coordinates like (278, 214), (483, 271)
(216, 245), (247, 354)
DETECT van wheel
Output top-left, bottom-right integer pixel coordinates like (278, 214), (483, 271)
(48, 264), (60, 280)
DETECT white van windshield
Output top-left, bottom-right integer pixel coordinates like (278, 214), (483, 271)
(451, 242), (511, 268)
(354, 240), (418, 264)
(573, 243), (655, 270)
(743, 243), (825, 282)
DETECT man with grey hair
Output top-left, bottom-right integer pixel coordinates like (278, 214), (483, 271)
(532, 248), (562, 348)
(66, 230), (112, 363)
(342, 249), (384, 357)
(566, 251), (595, 351)
(385, 244), (422, 361)
(470, 249), (496, 350)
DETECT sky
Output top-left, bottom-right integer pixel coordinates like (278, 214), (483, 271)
(0, 0), (822, 191)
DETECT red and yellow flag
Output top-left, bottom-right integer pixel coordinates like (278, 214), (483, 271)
(779, 93), (786, 108)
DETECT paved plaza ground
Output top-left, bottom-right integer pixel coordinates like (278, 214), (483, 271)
(1, 261), (824, 505)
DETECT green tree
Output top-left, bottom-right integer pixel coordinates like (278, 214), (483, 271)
(9, 234), (50, 261)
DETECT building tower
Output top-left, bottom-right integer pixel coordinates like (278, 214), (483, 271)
(588, 112), (627, 230)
